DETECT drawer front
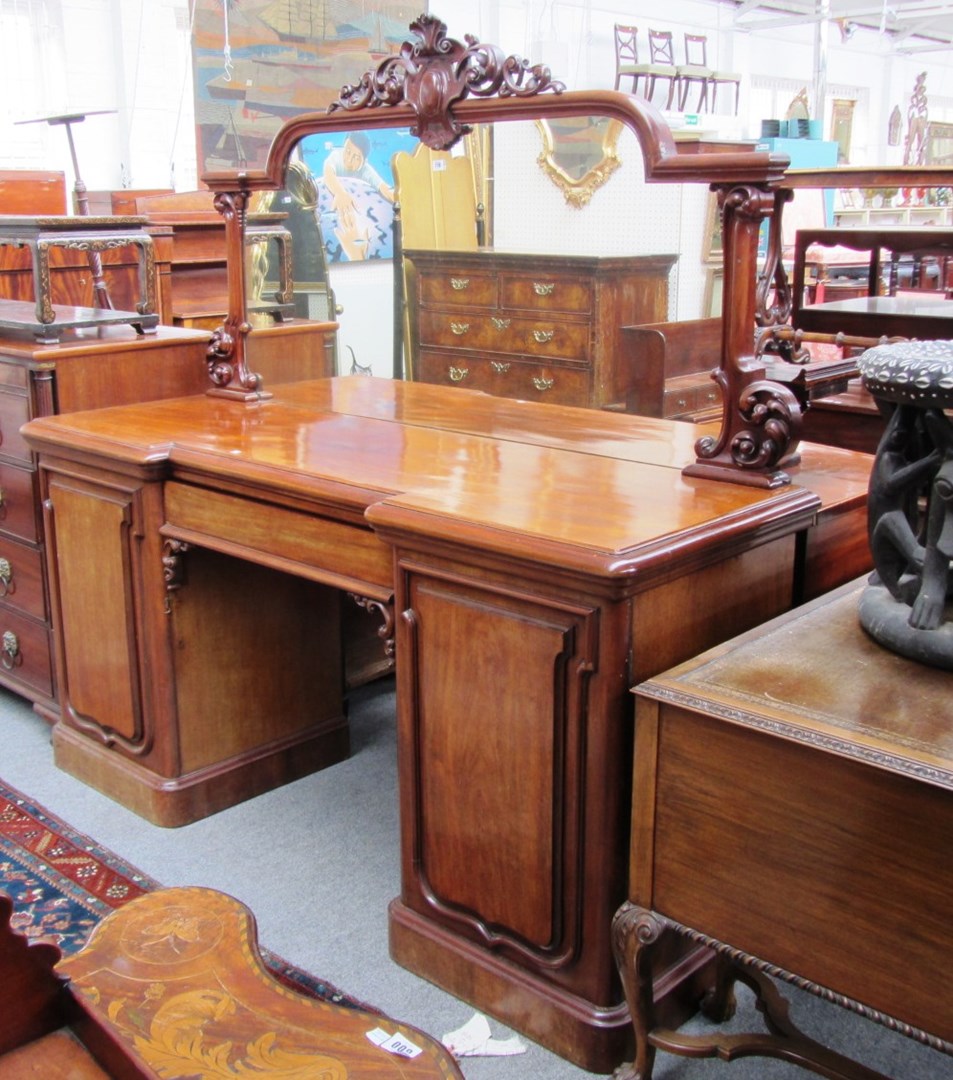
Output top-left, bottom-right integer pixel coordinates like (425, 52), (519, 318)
(417, 270), (497, 308)
(0, 462), (40, 542)
(0, 605), (53, 700)
(0, 390), (32, 463)
(418, 310), (589, 362)
(418, 350), (591, 406)
(500, 273), (592, 314)
(0, 535), (45, 620)
(663, 382), (722, 419)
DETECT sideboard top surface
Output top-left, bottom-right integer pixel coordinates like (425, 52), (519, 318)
(19, 375), (868, 580)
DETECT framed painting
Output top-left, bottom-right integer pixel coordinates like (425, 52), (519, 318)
(703, 193), (723, 264)
(298, 128), (416, 261)
(190, 1), (423, 174)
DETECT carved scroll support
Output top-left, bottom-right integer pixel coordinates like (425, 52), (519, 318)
(348, 593), (396, 657)
(207, 191), (271, 402)
(162, 538), (191, 595)
(756, 188), (794, 328)
(683, 183), (803, 488)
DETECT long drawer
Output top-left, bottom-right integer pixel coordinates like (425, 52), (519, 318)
(417, 349), (591, 405)
(417, 309), (589, 361)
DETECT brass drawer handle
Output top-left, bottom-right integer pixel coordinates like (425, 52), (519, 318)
(1, 629), (20, 670)
(532, 374), (554, 392)
(532, 329), (555, 344)
(448, 366), (469, 382)
(450, 277), (470, 290)
(491, 362), (510, 374)
(705, 391), (719, 402)
(533, 282), (555, 296)
(491, 317), (511, 331)
(0, 558), (12, 597)
(450, 321), (470, 336)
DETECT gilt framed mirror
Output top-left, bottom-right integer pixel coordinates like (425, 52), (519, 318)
(535, 115), (622, 208)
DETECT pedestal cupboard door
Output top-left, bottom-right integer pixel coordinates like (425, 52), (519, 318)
(397, 569), (598, 964)
(45, 476), (146, 744)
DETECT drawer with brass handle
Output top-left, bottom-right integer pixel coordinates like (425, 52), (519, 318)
(418, 351), (590, 405)
(0, 536), (45, 619)
(0, 605), (53, 699)
(0, 461), (41, 542)
(418, 310), (588, 361)
(417, 271), (496, 308)
(500, 274), (592, 314)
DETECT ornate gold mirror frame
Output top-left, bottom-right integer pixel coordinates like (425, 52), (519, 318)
(535, 116), (622, 207)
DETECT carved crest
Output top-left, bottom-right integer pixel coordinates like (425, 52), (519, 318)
(329, 14), (564, 150)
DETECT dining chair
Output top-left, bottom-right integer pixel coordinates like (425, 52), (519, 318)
(645, 29), (681, 110)
(613, 25), (680, 109)
(682, 33), (742, 114)
(678, 34), (713, 112)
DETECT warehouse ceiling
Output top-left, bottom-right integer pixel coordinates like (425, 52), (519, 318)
(731, 0), (953, 53)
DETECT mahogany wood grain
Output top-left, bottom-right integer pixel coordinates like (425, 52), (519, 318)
(0, 171), (67, 216)
(622, 317), (722, 419)
(22, 377), (875, 1070)
(623, 582), (953, 1076)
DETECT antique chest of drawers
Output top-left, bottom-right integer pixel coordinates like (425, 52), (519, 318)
(403, 249), (677, 408)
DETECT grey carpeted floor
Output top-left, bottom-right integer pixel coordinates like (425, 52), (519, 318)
(2, 678), (950, 1079)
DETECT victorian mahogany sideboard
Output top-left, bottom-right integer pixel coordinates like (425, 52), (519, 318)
(403, 249), (676, 408)
(0, 320), (337, 715)
(22, 375), (873, 1071)
(618, 580), (953, 1078)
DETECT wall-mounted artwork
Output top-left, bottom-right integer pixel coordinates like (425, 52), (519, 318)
(191, 1), (423, 174)
(299, 128), (415, 261)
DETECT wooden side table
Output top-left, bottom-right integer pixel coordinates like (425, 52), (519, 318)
(616, 580), (953, 1078)
(0, 215), (158, 341)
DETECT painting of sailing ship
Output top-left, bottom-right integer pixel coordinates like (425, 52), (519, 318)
(191, 0), (422, 173)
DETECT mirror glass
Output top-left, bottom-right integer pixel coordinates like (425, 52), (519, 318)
(535, 117), (623, 208)
(243, 113), (719, 418)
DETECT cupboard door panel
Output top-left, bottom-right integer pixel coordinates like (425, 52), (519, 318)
(47, 478), (141, 742)
(400, 570), (597, 962)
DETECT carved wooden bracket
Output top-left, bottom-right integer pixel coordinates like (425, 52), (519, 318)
(207, 191), (271, 401)
(684, 183), (803, 487)
(328, 13), (565, 151)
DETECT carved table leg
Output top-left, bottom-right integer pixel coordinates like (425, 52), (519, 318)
(612, 901), (666, 1080)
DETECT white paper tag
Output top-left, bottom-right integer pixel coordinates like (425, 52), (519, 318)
(365, 1027), (423, 1058)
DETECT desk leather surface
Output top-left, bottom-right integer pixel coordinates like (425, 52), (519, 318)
(637, 581), (953, 786)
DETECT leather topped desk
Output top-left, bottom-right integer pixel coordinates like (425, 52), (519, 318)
(21, 376), (874, 1072)
(618, 580), (953, 1078)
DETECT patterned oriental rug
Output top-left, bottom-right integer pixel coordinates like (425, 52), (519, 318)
(0, 778), (366, 1010)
